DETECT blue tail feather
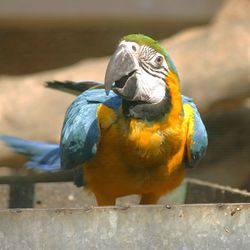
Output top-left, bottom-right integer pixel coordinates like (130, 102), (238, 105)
(0, 135), (61, 171)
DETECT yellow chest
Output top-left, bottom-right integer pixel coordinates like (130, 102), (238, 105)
(84, 110), (187, 193)
(116, 118), (185, 167)
(83, 69), (188, 202)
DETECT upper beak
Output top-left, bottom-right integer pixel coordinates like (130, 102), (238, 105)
(104, 44), (138, 95)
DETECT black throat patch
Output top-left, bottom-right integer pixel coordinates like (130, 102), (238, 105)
(122, 87), (171, 121)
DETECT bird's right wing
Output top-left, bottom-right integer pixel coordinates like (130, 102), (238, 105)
(46, 80), (104, 96)
(60, 88), (121, 170)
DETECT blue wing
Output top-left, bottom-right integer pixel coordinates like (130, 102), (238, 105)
(60, 88), (122, 170)
(0, 88), (121, 172)
(181, 95), (208, 168)
(0, 135), (85, 187)
(0, 87), (121, 187)
(0, 135), (60, 171)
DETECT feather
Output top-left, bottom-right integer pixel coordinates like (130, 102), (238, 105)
(46, 80), (104, 96)
(60, 88), (121, 169)
(182, 96), (208, 168)
(0, 135), (60, 171)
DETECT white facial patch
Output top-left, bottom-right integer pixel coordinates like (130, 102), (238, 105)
(117, 42), (169, 103)
(133, 69), (166, 103)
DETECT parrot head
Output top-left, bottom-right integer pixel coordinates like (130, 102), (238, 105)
(105, 34), (180, 120)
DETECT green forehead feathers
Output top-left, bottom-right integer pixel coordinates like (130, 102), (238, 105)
(122, 34), (178, 76)
(123, 34), (166, 57)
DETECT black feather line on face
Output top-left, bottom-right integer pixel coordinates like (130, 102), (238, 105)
(139, 61), (166, 81)
(122, 86), (171, 121)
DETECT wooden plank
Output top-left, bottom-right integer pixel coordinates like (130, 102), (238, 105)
(9, 183), (34, 208)
(0, 171), (73, 184)
(0, 204), (249, 250)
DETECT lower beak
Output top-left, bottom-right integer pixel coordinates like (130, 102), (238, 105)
(104, 44), (138, 95)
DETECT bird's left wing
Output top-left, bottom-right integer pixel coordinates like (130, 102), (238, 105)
(182, 95), (208, 168)
(60, 88), (122, 170)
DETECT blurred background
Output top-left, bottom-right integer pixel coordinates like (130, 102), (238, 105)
(0, 0), (222, 75)
(0, 0), (249, 208)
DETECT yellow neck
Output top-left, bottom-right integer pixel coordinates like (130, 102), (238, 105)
(122, 71), (183, 160)
(166, 70), (182, 120)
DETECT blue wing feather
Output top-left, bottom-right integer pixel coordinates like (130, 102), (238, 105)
(0, 135), (60, 171)
(181, 95), (208, 168)
(60, 88), (121, 170)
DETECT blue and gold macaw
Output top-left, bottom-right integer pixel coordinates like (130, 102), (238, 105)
(0, 34), (208, 205)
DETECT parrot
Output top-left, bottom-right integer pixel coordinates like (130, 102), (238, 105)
(0, 34), (208, 205)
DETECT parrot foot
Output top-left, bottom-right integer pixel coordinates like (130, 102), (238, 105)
(140, 193), (161, 205)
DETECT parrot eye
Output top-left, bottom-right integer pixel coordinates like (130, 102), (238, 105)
(155, 56), (163, 65)
(132, 45), (137, 52)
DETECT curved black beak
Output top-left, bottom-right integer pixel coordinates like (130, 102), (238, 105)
(104, 44), (138, 95)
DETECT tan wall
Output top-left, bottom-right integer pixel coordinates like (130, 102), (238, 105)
(0, 0), (224, 75)
(1, 0), (223, 24)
